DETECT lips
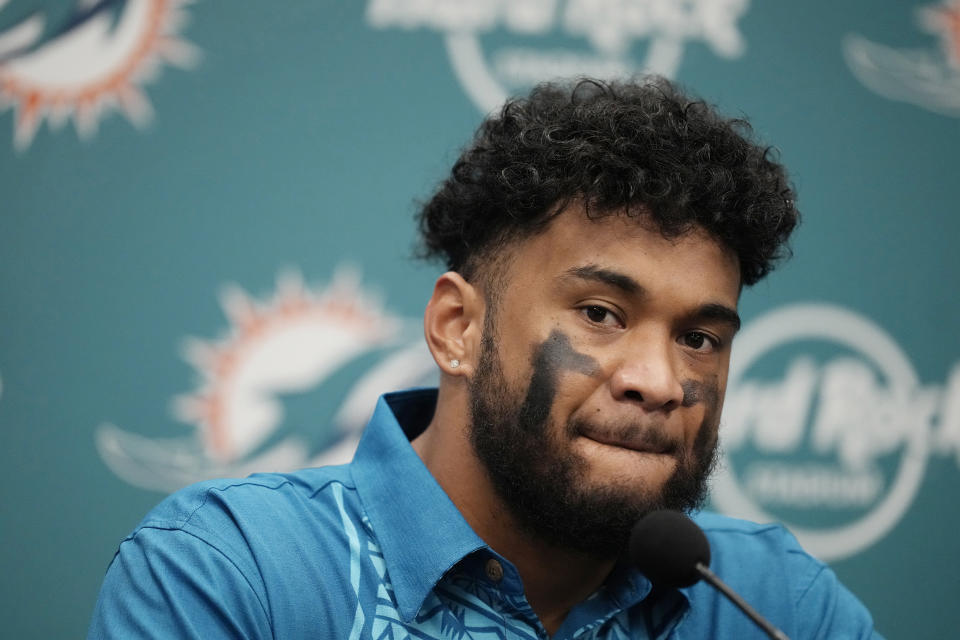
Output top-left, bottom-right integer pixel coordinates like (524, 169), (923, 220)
(576, 422), (679, 455)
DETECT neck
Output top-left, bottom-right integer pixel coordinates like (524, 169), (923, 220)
(487, 529), (616, 635)
(413, 389), (616, 635)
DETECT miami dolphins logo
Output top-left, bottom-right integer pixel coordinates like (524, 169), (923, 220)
(96, 268), (436, 492)
(0, 0), (200, 151)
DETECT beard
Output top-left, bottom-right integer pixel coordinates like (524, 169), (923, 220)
(467, 328), (720, 559)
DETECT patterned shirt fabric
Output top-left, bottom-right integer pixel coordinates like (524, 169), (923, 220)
(87, 388), (882, 639)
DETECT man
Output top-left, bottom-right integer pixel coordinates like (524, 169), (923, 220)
(88, 77), (881, 638)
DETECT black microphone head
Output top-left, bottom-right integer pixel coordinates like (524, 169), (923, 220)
(628, 510), (711, 589)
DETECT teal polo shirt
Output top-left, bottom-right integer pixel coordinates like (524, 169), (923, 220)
(88, 388), (881, 639)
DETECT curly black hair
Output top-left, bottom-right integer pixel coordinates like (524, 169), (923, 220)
(417, 76), (798, 287)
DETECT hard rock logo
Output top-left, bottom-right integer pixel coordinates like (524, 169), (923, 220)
(713, 304), (960, 560)
(366, 0), (750, 113)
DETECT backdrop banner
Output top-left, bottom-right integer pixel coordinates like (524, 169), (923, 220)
(2, 1), (958, 636)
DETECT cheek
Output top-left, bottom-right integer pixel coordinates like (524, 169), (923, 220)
(536, 372), (608, 437)
(681, 376), (721, 408)
(711, 375), (729, 419)
(680, 376), (724, 435)
(701, 383), (725, 437)
(553, 378), (601, 414)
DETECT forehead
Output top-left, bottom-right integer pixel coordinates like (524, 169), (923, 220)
(498, 207), (741, 307)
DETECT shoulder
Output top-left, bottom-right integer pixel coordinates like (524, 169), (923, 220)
(694, 511), (815, 558)
(693, 511), (813, 561)
(120, 465), (361, 572)
(691, 511), (826, 599)
(138, 465), (355, 530)
(693, 510), (795, 538)
(683, 512), (879, 638)
(89, 467), (362, 638)
(90, 466), (366, 638)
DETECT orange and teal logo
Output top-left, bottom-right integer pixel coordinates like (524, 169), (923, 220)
(96, 268), (436, 492)
(0, 0), (200, 150)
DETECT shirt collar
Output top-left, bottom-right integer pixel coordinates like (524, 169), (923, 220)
(350, 388), (487, 622)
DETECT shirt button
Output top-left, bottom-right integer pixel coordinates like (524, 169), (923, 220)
(484, 558), (504, 582)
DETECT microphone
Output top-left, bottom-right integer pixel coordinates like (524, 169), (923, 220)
(628, 510), (791, 640)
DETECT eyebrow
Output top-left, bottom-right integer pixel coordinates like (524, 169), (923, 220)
(562, 264), (643, 295)
(561, 264), (741, 332)
(693, 303), (742, 333)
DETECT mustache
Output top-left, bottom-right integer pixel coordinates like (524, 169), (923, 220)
(567, 418), (683, 456)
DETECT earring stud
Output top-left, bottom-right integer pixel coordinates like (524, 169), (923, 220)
(450, 359), (460, 369)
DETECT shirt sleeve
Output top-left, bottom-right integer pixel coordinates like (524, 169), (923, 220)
(87, 525), (273, 640)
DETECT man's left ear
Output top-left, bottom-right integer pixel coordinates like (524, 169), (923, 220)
(422, 271), (485, 378)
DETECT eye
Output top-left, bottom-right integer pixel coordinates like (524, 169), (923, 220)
(580, 304), (622, 328)
(680, 331), (718, 353)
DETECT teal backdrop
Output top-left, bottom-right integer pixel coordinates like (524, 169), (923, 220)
(2, 1), (958, 637)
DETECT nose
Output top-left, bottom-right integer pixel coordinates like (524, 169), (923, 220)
(609, 339), (684, 412)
